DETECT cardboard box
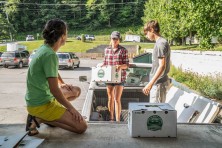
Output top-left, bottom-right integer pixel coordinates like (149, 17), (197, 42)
(91, 66), (121, 83)
(128, 103), (177, 138)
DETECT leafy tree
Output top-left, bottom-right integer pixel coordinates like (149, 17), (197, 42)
(86, 0), (115, 30)
(0, 13), (10, 41)
(131, 0), (146, 26)
(0, 0), (17, 41)
(81, 34), (85, 42)
(143, 0), (222, 49)
(86, 0), (146, 30)
(1, 0), (147, 38)
(190, 0), (222, 49)
(64, 0), (88, 30)
(116, 4), (133, 26)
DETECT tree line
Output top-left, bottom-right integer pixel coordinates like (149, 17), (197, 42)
(0, 0), (145, 40)
(0, 0), (222, 49)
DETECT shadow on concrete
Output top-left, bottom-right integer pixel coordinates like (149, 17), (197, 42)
(59, 67), (91, 71)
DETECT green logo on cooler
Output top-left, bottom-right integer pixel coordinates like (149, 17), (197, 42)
(115, 72), (119, 78)
(98, 69), (105, 78)
(147, 115), (163, 131)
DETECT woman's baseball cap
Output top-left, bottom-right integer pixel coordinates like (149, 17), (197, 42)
(111, 31), (120, 39)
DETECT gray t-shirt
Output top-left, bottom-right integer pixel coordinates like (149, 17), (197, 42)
(150, 37), (171, 84)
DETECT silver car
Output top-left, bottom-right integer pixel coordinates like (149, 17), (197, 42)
(0, 52), (3, 66)
(1, 51), (29, 68)
(26, 35), (34, 41)
(56, 52), (80, 69)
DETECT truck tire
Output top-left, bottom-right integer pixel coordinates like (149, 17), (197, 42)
(77, 62), (80, 68)
(71, 64), (75, 70)
(3, 64), (8, 68)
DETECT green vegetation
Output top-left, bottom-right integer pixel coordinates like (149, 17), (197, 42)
(170, 45), (222, 51)
(0, 0), (145, 41)
(14, 26), (142, 42)
(61, 40), (109, 52)
(1, 0), (221, 49)
(143, 0), (222, 49)
(0, 40), (109, 53)
(19, 40), (44, 51)
(0, 46), (5, 52)
(1, 37), (222, 53)
(70, 26), (142, 37)
(0, 38), (154, 53)
(169, 65), (222, 100)
(81, 34), (85, 42)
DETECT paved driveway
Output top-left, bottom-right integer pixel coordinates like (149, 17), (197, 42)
(171, 50), (222, 76)
(0, 59), (102, 124)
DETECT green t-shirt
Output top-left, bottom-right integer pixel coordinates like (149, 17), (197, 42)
(25, 45), (58, 106)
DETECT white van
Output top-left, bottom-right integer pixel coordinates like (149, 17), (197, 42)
(124, 35), (140, 42)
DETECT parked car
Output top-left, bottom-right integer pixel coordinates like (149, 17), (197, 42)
(76, 36), (81, 40)
(19, 50), (30, 57)
(26, 35), (34, 41)
(56, 52), (80, 69)
(0, 52), (3, 66)
(1, 51), (29, 68)
(85, 34), (95, 41)
(76, 35), (95, 41)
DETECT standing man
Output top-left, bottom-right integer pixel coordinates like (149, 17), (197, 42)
(143, 20), (171, 103)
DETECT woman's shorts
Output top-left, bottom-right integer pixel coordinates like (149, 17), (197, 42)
(27, 99), (66, 121)
(106, 82), (124, 86)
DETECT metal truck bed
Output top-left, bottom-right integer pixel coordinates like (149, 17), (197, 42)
(90, 89), (148, 122)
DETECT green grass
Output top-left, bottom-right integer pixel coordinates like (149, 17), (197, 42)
(1, 35), (222, 53)
(60, 40), (110, 52)
(0, 40), (109, 53)
(0, 46), (5, 52)
(0, 37), (154, 53)
(169, 65), (222, 100)
(20, 40), (45, 51)
(14, 26), (141, 41)
(67, 26), (141, 36)
(170, 44), (222, 51)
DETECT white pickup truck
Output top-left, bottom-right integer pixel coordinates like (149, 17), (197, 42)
(80, 63), (221, 123)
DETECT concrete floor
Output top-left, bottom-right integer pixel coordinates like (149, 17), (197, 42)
(0, 123), (222, 148)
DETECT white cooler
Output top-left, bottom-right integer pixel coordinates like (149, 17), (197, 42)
(128, 103), (177, 138)
(91, 66), (121, 83)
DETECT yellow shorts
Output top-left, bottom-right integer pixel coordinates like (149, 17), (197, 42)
(27, 99), (66, 121)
